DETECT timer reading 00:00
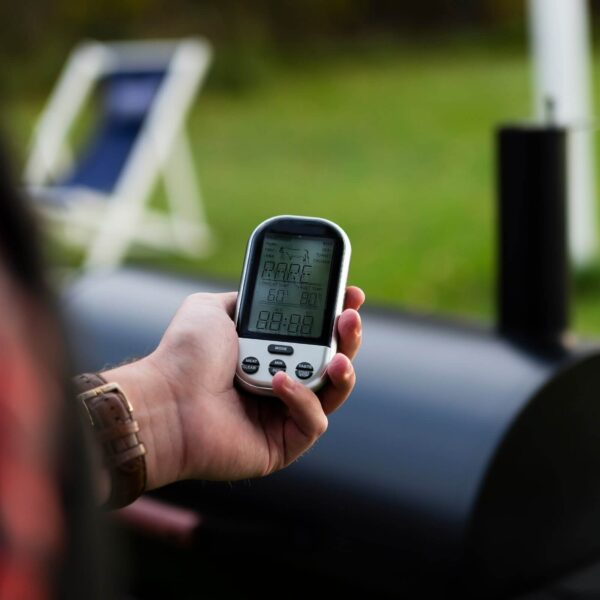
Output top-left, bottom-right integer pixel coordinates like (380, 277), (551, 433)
(255, 311), (314, 335)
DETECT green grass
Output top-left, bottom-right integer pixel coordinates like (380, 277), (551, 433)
(7, 37), (600, 334)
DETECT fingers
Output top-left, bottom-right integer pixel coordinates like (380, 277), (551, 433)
(336, 309), (362, 360)
(344, 286), (365, 311)
(319, 353), (355, 415)
(184, 291), (237, 316)
(216, 291), (238, 317)
(271, 371), (328, 462)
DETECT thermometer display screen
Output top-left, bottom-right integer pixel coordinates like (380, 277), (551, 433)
(247, 234), (334, 339)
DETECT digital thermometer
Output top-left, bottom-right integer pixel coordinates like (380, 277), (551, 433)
(234, 215), (351, 396)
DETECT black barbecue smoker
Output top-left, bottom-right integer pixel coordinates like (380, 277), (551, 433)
(65, 125), (600, 598)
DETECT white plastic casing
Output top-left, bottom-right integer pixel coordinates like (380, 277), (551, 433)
(234, 215), (351, 396)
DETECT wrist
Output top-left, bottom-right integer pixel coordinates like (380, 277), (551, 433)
(102, 355), (184, 491)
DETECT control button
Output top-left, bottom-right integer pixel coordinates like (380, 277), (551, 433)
(241, 356), (260, 374)
(269, 359), (287, 376)
(295, 369), (313, 380)
(268, 344), (294, 355)
(295, 362), (314, 380)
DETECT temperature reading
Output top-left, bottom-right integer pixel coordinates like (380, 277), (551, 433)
(300, 292), (318, 306)
(267, 289), (288, 303)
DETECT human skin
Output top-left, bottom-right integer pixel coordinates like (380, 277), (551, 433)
(103, 286), (364, 494)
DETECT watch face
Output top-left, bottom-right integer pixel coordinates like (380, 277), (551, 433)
(238, 218), (345, 347)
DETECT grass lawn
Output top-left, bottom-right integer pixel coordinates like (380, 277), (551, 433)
(6, 35), (600, 335)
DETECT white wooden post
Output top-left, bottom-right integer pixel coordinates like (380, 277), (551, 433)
(528, 0), (597, 266)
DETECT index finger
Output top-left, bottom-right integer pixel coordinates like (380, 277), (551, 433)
(217, 291), (238, 317)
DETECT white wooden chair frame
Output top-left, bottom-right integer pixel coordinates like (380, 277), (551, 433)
(25, 37), (213, 270)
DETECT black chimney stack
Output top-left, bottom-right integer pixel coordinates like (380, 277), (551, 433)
(497, 125), (569, 351)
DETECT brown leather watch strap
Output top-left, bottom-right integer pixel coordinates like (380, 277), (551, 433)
(73, 372), (147, 509)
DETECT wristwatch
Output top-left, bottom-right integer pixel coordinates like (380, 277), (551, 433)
(73, 373), (146, 509)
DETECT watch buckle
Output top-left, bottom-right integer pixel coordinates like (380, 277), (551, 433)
(77, 382), (134, 426)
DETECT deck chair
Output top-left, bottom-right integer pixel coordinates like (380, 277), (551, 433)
(24, 38), (214, 270)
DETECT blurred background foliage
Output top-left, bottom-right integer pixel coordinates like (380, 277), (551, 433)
(5, 0), (600, 334)
(1, 0), (530, 98)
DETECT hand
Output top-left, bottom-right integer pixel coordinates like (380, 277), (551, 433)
(104, 287), (364, 490)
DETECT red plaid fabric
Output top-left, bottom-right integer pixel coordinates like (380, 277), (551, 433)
(0, 275), (64, 599)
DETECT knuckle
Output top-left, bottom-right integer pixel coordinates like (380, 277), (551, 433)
(183, 292), (209, 307)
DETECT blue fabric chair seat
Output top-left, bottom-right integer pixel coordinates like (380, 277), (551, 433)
(59, 71), (165, 196)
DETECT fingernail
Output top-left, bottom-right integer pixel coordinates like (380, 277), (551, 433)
(353, 314), (362, 336)
(341, 359), (353, 380)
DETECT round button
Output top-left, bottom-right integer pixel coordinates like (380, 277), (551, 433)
(241, 356), (260, 374)
(295, 362), (314, 380)
(295, 369), (313, 380)
(269, 359), (287, 376)
(296, 362), (314, 371)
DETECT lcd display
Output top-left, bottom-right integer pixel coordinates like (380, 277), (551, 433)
(247, 233), (334, 339)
